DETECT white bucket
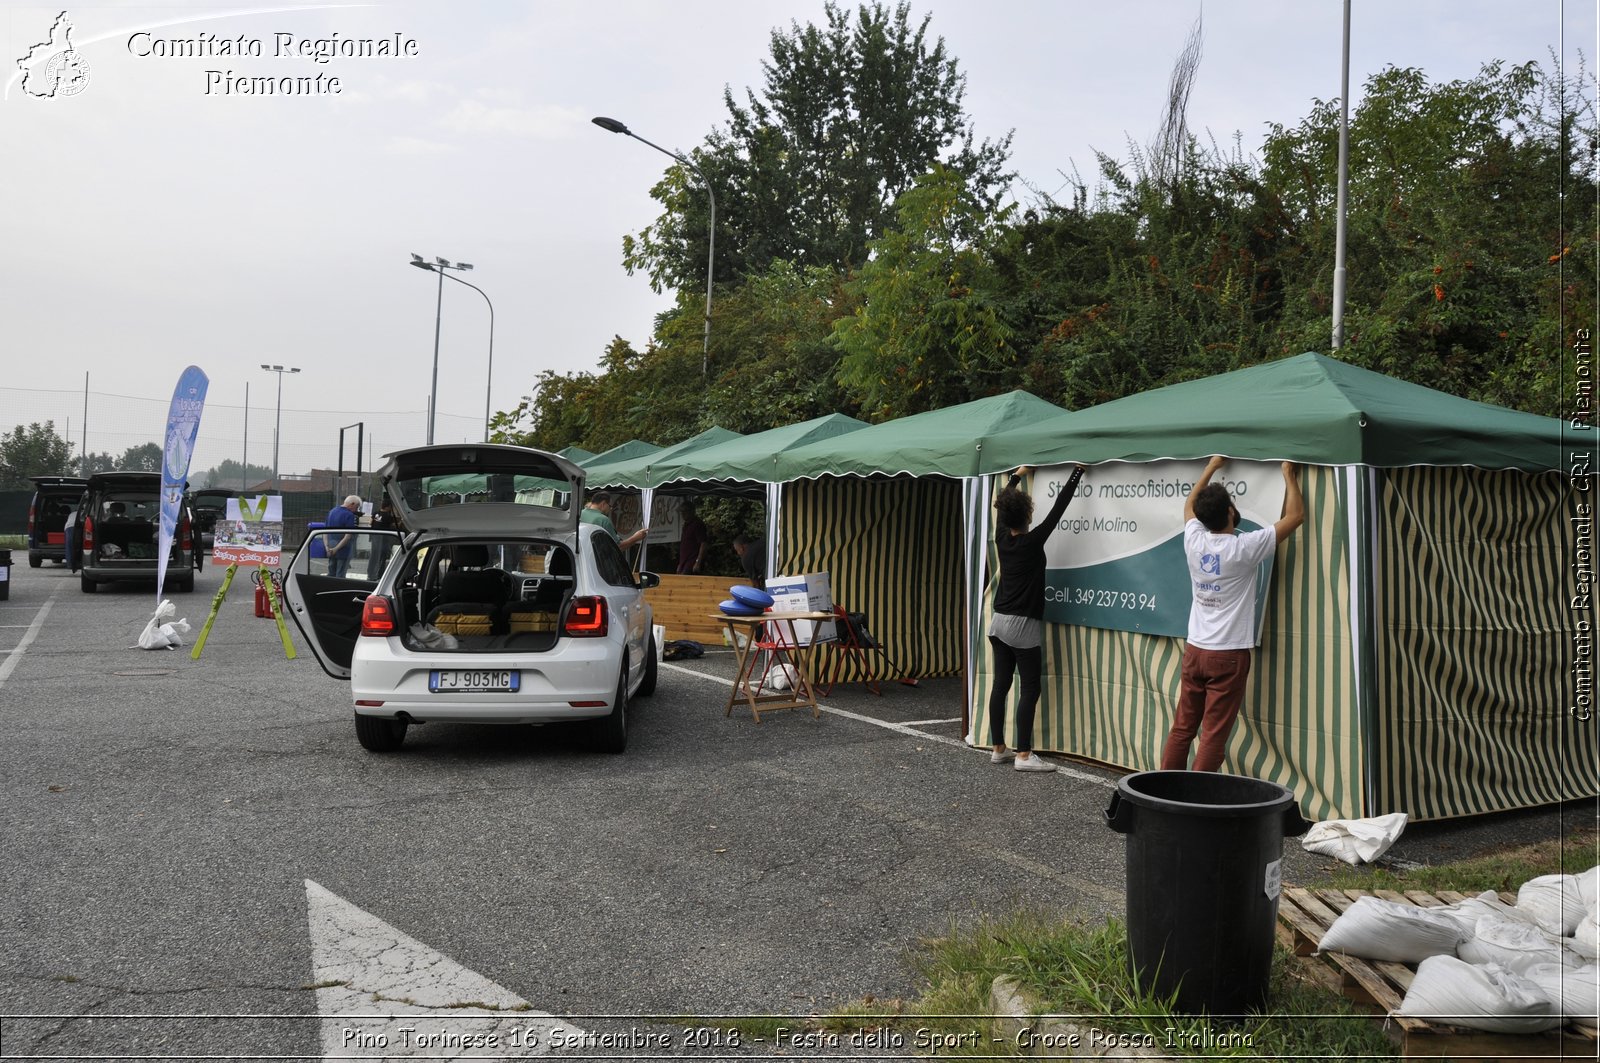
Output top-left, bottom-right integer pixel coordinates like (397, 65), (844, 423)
(652, 624), (666, 660)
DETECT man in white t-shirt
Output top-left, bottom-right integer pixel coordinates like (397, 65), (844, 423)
(1160, 457), (1305, 772)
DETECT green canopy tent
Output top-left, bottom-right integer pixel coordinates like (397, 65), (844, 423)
(746, 392), (1071, 684)
(584, 426), (744, 490)
(579, 439), (662, 483)
(640, 413), (871, 494)
(961, 354), (1583, 821)
(582, 427), (745, 573)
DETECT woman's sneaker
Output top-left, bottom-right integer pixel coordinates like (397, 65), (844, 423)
(1014, 755), (1054, 772)
(989, 749), (1015, 764)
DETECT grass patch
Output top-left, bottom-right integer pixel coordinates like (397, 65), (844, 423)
(0, 535), (24, 549)
(1329, 824), (1598, 894)
(790, 827), (1597, 1058)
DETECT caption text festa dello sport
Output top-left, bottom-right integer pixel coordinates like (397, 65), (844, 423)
(125, 31), (420, 94)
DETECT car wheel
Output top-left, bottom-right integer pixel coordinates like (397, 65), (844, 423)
(80, 574), (96, 594)
(588, 667), (629, 754)
(29, 555), (42, 569)
(355, 713), (407, 752)
(637, 633), (658, 697)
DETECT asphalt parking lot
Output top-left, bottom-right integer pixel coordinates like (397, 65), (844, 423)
(0, 557), (1587, 1059)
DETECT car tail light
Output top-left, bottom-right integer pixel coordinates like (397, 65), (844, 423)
(82, 517), (95, 553)
(564, 596), (608, 637)
(360, 595), (398, 637)
(179, 513), (192, 551)
(26, 501), (36, 538)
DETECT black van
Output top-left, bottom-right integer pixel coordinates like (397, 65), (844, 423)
(27, 476), (88, 568)
(78, 471), (198, 593)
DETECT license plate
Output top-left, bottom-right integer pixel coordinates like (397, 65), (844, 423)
(429, 669), (520, 693)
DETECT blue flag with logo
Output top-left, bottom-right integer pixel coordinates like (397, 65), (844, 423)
(157, 366), (208, 601)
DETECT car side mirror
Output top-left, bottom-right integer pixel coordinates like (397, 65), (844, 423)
(637, 571), (661, 590)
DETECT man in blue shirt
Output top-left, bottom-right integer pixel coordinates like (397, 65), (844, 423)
(326, 494), (362, 577)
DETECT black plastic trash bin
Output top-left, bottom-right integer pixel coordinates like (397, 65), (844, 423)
(0, 548), (10, 600)
(1104, 770), (1310, 1015)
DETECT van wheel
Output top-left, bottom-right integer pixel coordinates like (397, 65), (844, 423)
(172, 574), (195, 594)
(29, 555), (42, 569)
(80, 575), (97, 594)
(637, 634), (658, 697)
(355, 713), (407, 752)
(588, 668), (628, 754)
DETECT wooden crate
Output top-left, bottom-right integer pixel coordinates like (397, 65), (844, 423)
(644, 574), (754, 646)
(1279, 886), (1599, 1061)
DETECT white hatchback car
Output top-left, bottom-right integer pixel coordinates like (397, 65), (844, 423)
(284, 444), (659, 753)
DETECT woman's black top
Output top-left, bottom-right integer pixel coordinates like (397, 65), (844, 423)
(992, 467), (1084, 620)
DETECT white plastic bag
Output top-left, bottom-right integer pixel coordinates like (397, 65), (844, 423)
(137, 600), (191, 650)
(764, 663), (798, 691)
(1300, 812), (1409, 865)
(1317, 895), (1466, 964)
(1458, 914), (1574, 974)
(408, 623), (458, 650)
(1518, 874), (1586, 937)
(1523, 962), (1600, 1021)
(1397, 956), (1562, 1033)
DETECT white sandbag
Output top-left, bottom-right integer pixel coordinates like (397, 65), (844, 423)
(136, 600), (190, 650)
(1518, 874), (1587, 937)
(1523, 962), (1599, 1021)
(1433, 890), (1532, 937)
(1577, 866), (1600, 912)
(1300, 812), (1409, 865)
(1572, 912), (1600, 961)
(1317, 895), (1466, 964)
(1458, 914), (1574, 974)
(1396, 956), (1562, 1033)
(764, 663), (798, 691)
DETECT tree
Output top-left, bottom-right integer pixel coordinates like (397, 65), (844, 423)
(622, 1), (1012, 294)
(0, 422), (75, 488)
(118, 442), (163, 472)
(834, 166), (1016, 416)
(194, 459), (274, 489)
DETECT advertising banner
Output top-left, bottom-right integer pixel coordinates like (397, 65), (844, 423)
(1033, 460), (1287, 640)
(157, 366), (208, 599)
(213, 496), (284, 568)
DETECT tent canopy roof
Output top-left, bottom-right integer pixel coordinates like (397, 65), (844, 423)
(769, 391), (1070, 481)
(586, 426), (743, 489)
(986, 353), (1567, 472)
(644, 413), (871, 489)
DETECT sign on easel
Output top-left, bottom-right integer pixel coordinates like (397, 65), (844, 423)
(192, 495), (296, 660)
(213, 496), (284, 567)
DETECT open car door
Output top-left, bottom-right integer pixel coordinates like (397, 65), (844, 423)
(283, 527), (403, 679)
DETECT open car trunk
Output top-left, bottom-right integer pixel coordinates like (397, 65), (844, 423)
(398, 538), (576, 654)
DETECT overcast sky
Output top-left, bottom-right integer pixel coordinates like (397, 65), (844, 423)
(1, 1), (1594, 482)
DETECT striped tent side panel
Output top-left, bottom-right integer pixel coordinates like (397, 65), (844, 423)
(971, 465), (1361, 821)
(779, 477), (964, 680)
(1371, 468), (1594, 819)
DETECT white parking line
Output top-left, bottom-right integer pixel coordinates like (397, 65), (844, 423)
(0, 599), (54, 689)
(658, 661), (1115, 789)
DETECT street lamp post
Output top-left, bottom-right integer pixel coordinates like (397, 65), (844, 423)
(411, 255), (494, 442)
(592, 116), (716, 377)
(259, 364), (300, 493)
(409, 254), (476, 445)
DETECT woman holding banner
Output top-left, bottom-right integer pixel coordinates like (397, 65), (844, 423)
(988, 464), (1085, 772)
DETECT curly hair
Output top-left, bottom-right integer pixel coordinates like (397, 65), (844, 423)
(1193, 483), (1233, 532)
(994, 485), (1034, 533)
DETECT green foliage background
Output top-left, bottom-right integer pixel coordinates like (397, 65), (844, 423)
(504, 4), (1596, 455)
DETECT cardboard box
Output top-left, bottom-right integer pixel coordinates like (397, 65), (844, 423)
(764, 572), (835, 646)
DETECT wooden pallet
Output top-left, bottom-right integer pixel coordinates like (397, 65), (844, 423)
(1279, 886), (1599, 1061)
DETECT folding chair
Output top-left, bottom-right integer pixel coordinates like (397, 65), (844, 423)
(813, 604), (920, 696)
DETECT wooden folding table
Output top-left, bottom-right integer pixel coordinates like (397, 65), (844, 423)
(711, 611), (833, 722)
